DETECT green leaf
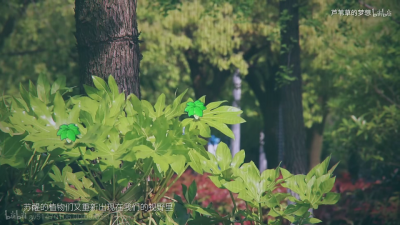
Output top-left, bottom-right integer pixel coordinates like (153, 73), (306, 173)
(152, 154), (170, 173)
(262, 193), (279, 208)
(188, 150), (204, 174)
(231, 150), (245, 168)
(29, 95), (54, 125)
(109, 93), (126, 117)
(141, 100), (157, 118)
(92, 76), (111, 93)
(208, 176), (226, 188)
(68, 105), (80, 124)
(108, 75), (120, 98)
(237, 190), (253, 202)
(83, 84), (102, 101)
(307, 176), (317, 198)
(185, 204), (221, 218)
(198, 96), (206, 104)
(29, 80), (37, 96)
(319, 192), (340, 205)
(319, 177), (336, 193)
(203, 106), (242, 116)
(51, 75), (67, 94)
(53, 92), (67, 124)
(328, 161), (340, 174)
(284, 203), (310, 216)
(170, 155), (186, 176)
(260, 169), (278, 192)
(238, 161), (261, 200)
(195, 120), (211, 137)
(201, 118), (235, 139)
(154, 93), (166, 117)
(65, 172), (91, 201)
(182, 184), (189, 203)
(223, 179), (245, 193)
(79, 111), (94, 127)
(19, 83), (30, 109)
(280, 168), (292, 179)
(204, 101), (227, 111)
(317, 155), (331, 177)
(308, 218), (322, 224)
(187, 180), (197, 204)
(215, 142), (232, 171)
(36, 73), (51, 103)
(165, 89), (188, 119)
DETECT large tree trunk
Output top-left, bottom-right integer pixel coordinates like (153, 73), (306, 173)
(75, 0), (141, 99)
(279, 0), (307, 176)
(279, 0), (308, 221)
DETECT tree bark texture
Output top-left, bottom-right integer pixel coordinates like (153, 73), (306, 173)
(279, 0), (307, 175)
(75, 0), (141, 99)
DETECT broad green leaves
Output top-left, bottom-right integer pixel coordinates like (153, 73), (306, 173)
(0, 74), (338, 225)
(281, 155), (340, 209)
(0, 74), (84, 153)
(0, 134), (32, 168)
(182, 97), (245, 139)
(48, 165), (98, 202)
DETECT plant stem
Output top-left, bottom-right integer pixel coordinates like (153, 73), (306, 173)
(153, 164), (189, 203)
(153, 167), (174, 201)
(157, 168), (173, 193)
(40, 153), (51, 171)
(229, 191), (237, 216)
(77, 147), (109, 200)
(258, 203), (263, 225)
(119, 162), (153, 201)
(93, 212), (111, 225)
(40, 217), (99, 225)
(113, 172), (116, 202)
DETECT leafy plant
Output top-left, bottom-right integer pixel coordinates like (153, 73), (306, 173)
(0, 75), (339, 224)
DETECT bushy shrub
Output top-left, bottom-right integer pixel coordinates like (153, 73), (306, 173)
(0, 74), (340, 225)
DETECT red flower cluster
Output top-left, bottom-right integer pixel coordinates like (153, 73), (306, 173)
(162, 169), (247, 212)
(332, 172), (381, 193)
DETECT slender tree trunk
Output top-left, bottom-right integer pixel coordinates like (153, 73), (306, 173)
(306, 113), (327, 170)
(278, 104), (285, 164)
(264, 75), (280, 169)
(75, 0), (142, 99)
(308, 127), (323, 169)
(279, 0), (306, 176)
(259, 131), (267, 172)
(231, 69), (241, 156)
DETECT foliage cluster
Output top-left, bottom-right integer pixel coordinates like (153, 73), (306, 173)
(0, 75), (339, 224)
